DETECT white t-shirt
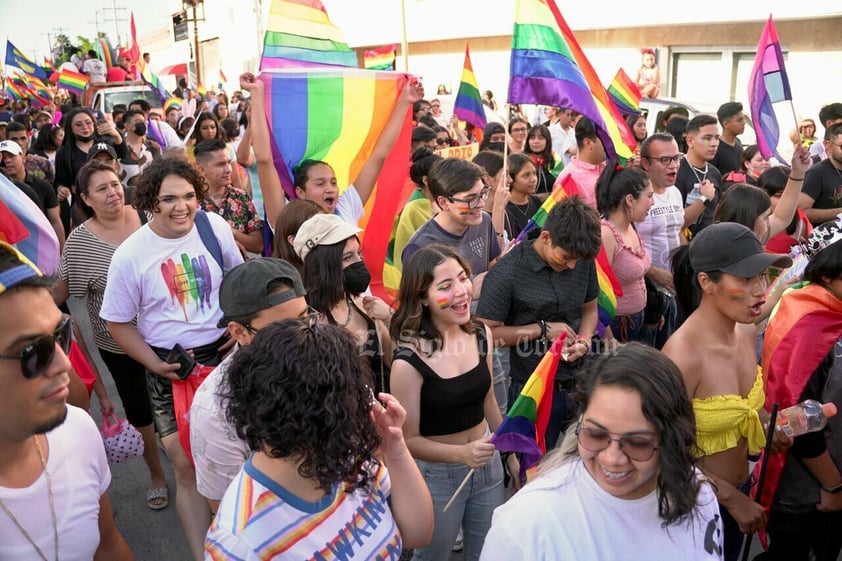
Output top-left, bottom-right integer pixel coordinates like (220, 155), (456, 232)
(336, 184), (364, 225)
(205, 460), (401, 560)
(637, 185), (685, 272)
(558, 125), (578, 167)
(190, 349), (251, 501)
(480, 458), (723, 561)
(0, 406), (111, 561)
(82, 58), (106, 84)
(100, 211), (244, 349)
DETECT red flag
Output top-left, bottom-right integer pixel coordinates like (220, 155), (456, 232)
(126, 13), (141, 71)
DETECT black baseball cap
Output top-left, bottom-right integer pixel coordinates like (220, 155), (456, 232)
(217, 258), (306, 327)
(88, 142), (117, 161)
(689, 222), (792, 277)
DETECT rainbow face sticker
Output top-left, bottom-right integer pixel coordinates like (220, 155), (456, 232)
(436, 296), (450, 309)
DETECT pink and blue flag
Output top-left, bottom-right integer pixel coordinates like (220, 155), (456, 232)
(0, 175), (59, 274)
(748, 15), (792, 163)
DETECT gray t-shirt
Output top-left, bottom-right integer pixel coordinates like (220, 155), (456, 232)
(402, 212), (500, 275)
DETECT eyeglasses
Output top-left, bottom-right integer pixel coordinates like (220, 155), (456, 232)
(511, 127), (528, 133)
(0, 316), (72, 379)
(447, 186), (491, 209)
(576, 424), (659, 461)
(644, 154), (682, 166)
(244, 306), (322, 334)
(436, 138), (450, 146)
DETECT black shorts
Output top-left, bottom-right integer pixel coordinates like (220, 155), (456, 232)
(98, 348), (154, 429)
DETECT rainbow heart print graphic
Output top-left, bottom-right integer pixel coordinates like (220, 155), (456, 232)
(161, 253), (214, 320)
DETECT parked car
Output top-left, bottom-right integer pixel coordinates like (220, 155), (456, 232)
(83, 81), (165, 119)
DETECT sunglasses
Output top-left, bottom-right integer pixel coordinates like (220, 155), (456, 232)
(0, 316), (72, 379)
(576, 424), (659, 461)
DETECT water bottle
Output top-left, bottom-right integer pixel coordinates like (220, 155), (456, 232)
(776, 400), (838, 438)
(685, 183), (702, 205)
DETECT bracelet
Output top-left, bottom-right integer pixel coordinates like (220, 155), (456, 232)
(537, 319), (548, 341)
(495, 231), (504, 238)
(822, 482), (842, 493)
(575, 336), (591, 349)
(789, 176), (805, 181)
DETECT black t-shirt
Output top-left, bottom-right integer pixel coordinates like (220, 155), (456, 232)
(10, 177), (46, 213)
(24, 173), (58, 210)
(711, 138), (744, 176)
(676, 158), (722, 236)
(504, 194), (542, 240)
(803, 159), (842, 212)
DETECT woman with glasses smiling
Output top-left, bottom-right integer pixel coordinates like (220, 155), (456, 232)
(481, 343), (723, 560)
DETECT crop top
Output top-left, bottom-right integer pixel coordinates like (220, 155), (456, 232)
(393, 322), (490, 437)
(692, 365), (766, 456)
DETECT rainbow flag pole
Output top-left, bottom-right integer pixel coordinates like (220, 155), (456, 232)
(443, 332), (567, 512)
(453, 44), (487, 130)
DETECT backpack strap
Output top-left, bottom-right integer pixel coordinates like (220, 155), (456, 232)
(194, 210), (224, 271)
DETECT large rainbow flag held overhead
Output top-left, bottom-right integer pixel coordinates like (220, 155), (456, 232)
(515, 175), (623, 333)
(453, 44), (487, 130)
(508, 0), (635, 161)
(492, 332), (564, 475)
(260, 0), (359, 70)
(607, 68), (642, 116)
(260, 69), (412, 300)
(748, 15), (792, 164)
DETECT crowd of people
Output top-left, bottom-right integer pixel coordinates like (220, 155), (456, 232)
(2, 65), (842, 561)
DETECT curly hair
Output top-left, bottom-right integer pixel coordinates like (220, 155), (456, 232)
(546, 343), (700, 528)
(132, 157), (208, 213)
(390, 244), (475, 354)
(222, 320), (380, 494)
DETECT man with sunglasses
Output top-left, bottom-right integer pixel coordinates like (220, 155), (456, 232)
(0, 242), (133, 559)
(190, 257), (311, 513)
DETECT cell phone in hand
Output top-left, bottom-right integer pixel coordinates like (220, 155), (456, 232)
(166, 343), (196, 379)
(94, 110), (106, 125)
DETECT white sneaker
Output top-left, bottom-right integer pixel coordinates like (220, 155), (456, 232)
(452, 527), (464, 552)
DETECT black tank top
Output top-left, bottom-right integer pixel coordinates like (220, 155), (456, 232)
(393, 322), (490, 437)
(327, 297), (389, 395)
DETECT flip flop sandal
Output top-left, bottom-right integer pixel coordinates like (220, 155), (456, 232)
(146, 486), (169, 510)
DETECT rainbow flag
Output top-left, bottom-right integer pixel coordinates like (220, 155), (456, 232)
(197, 82), (206, 96)
(364, 44), (397, 71)
(57, 68), (89, 94)
(259, 69), (412, 300)
(491, 332), (564, 474)
(515, 174), (622, 331)
(749, 15), (791, 164)
(508, 0), (635, 161)
(95, 36), (116, 69)
(218, 68), (227, 90)
(0, 174), (59, 274)
(4, 78), (26, 100)
(607, 68), (641, 116)
(453, 44), (487, 130)
(141, 66), (169, 102)
(164, 97), (182, 113)
(43, 57), (57, 74)
(260, 0), (359, 70)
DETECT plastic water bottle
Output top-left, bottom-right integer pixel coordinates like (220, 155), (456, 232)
(685, 183), (702, 205)
(776, 400), (838, 438)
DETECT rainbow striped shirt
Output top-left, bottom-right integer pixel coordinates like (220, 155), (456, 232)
(205, 459), (402, 560)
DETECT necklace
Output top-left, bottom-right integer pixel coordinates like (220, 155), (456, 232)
(510, 198), (534, 217)
(339, 295), (354, 327)
(0, 436), (58, 561)
(684, 155), (708, 184)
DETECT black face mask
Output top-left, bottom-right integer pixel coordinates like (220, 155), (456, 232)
(133, 122), (147, 136)
(343, 261), (371, 294)
(76, 134), (95, 143)
(486, 141), (505, 152)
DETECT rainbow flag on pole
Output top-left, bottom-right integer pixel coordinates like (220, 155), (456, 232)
(607, 68), (641, 116)
(515, 174), (622, 331)
(364, 44), (397, 71)
(260, 69), (412, 300)
(57, 68), (89, 94)
(491, 332), (564, 473)
(453, 44), (487, 130)
(508, 0), (635, 161)
(218, 68), (227, 90)
(95, 36), (116, 69)
(260, 0), (358, 70)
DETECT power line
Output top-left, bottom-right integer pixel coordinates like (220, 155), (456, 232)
(101, 0), (128, 46)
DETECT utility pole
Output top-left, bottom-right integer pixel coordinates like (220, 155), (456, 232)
(101, 0), (128, 46)
(43, 32), (53, 63)
(88, 10), (102, 37)
(183, 0), (205, 86)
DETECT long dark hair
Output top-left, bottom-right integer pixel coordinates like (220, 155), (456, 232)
(571, 343), (701, 527)
(595, 162), (650, 216)
(222, 320), (380, 494)
(671, 245), (722, 318)
(190, 111), (222, 142)
(523, 124), (554, 168)
(301, 239), (350, 314)
(32, 123), (61, 152)
(272, 199), (323, 270)
(713, 184), (770, 233)
(62, 107), (97, 145)
(390, 245), (475, 355)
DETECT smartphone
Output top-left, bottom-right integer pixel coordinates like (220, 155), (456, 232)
(166, 343), (196, 380)
(94, 110), (106, 125)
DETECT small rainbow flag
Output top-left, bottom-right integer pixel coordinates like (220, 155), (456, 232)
(259, 69), (412, 301)
(508, 0), (635, 161)
(453, 44), (487, 130)
(491, 332), (564, 475)
(260, 0), (358, 70)
(95, 36), (116, 69)
(164, 98), (182, 113)
(218, 68), (227, 90)
(607, 68), (641, 116)
(0, 174), (60, 274)
(57, 69), (89, 94)
(515, 174), (622, 331)
(364, 44), (397, 71)
(197, 81), (206, 96)
(141, 66), (168, 102)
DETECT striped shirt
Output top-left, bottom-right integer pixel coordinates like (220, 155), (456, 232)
(59, 222), (127, 353)
(205, 459), (402, 561)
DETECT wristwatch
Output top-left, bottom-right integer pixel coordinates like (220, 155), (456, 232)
(699, 193), (709, 203)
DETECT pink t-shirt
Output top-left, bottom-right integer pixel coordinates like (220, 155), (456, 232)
(603, 219), (651, 315)
(554, 158), (606, 208)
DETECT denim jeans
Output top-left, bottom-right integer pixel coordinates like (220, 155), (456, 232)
(641, 292), (677, 350)
(609, 310), (645, 343)
(492, 348), (510, 416)
(412, 453), (505, 561)
(508, 380), (577, 451)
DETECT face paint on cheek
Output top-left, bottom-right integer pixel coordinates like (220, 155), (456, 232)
(436, 297), (450, 309)
(453, 204), (472, 215)
(725, 288), (747, 300)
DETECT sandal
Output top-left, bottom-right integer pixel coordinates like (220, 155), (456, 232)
(146, 486), (169, 510)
